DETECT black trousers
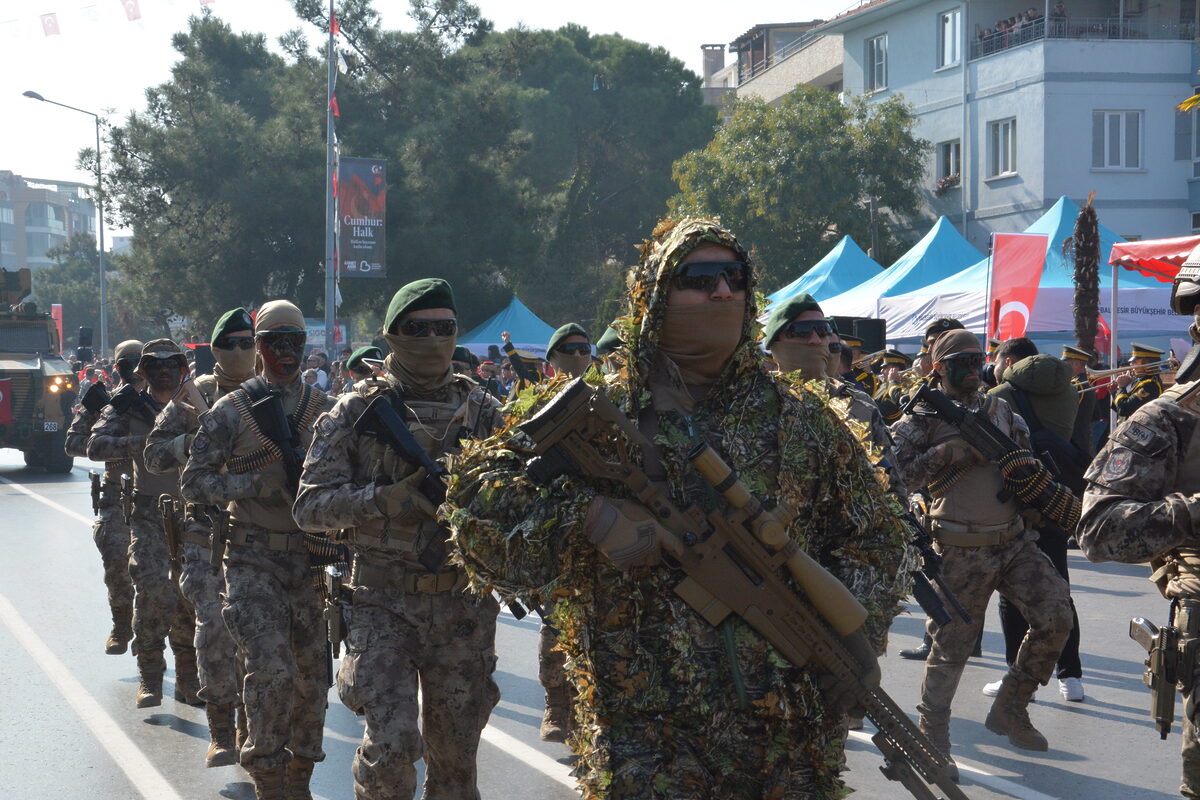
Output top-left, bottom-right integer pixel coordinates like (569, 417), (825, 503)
(997, 524), (1083, 679)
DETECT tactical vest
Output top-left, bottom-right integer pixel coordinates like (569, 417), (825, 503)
(927, 394), (1022, 528)
(348, 380), (468, 556)
(128, 394), (179, 499)
(194, 374), (220, 409)
(1149, 382), (1200, 597)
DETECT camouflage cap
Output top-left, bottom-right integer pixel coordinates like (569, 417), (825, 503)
(210, 307), (254, 344)
(137, 338), (187, 369)
(385, 279), (456, 334)
(113, 339), (144, 362)
(763, 293), (822, 346)
(548, 322), (589, 354)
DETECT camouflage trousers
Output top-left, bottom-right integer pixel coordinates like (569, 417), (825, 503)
(128, 505), (194, 672)
(918, 532), (1073, 723)
(338, 586), (500, 800)
(179, 540), (240, 706)
(93, 497), (133, 612)
(1179, 600), (1200, 798)
(221, 542), (326, 772)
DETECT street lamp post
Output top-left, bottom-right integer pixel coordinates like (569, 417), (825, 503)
(23, 90), (108, 358)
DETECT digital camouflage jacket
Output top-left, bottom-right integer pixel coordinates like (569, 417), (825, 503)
(444, 219), (911, 800)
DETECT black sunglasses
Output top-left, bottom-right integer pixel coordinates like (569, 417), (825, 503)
(398, 318), (458, 338)
(671, 261), (749, 294)
(555, 343), (591, 356)
(141, 357), (181, 374)
(256, 331), (306, 353)
(780, 320), (834, 339)
(213, 337), (255, 351)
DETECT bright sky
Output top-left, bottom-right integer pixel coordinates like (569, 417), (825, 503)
(1, 0), (849, 222)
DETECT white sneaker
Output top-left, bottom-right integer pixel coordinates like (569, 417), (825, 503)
(1059, 677), (1085, 702)
(983, 679), (1036, 701)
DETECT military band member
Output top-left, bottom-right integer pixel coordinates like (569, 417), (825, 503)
(1063, 345), (1097, 460)
(145, 308), (256, 768)
(88, 339), (198, 708)
(65, 338), (142, 655)
(839, 333), (879, 397)
(293, 279), (502, 800)
(875, 349), (915, 424)
(1113, 342), (1165, 419)
(181, 300), (333, 799)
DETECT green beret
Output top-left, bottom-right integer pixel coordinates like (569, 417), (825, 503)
(453, 345), (477, 365)
(210, 307), (254, 345)
(346, 346), (382, 371)
(385, 279), (456, 333)
(548, 322), (589, 354)
(764, 293), (823, 346)
(595, 326), (623, 355)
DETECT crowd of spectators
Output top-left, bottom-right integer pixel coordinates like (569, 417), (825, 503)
(975, 6), (1057, 56)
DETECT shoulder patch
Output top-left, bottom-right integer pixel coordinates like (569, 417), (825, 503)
(201, 412), (220, 433)
(1101, 447), (1133, 482)
(1122, 421), (1156, 449)
(191, 431), (210, 454)
(1113, 416), (1169, 456)
(317, 414), (339, 438)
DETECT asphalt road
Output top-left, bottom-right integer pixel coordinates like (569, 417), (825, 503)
(0, 449), (1185, 800)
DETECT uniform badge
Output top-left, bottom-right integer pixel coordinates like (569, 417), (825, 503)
(318, 415), (338, 437)
(1101, 448), (1132, 482)
(308, 438), (329, 462)
(201, 412), (220, 433)
(191, 432), (210, 454)
(1123, 422), (1156, 449)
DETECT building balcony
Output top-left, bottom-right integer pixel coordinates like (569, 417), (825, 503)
(970, 14), (1195, 61)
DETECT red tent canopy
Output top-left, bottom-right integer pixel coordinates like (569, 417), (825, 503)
(1108, 235), (1200, 283)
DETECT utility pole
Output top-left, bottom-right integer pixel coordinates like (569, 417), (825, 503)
(323, 0), (337, 356)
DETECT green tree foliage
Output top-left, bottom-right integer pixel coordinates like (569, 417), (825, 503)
(29, 233), (104, 348)
(671, 87), (928, 290)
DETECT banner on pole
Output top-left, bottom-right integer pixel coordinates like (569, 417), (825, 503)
(987, 233), (1048, 341)
(338, 157), (386, 278)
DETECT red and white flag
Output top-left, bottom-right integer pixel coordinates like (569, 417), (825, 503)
(41, 13), (60, 36)
(122, 0), (142, 21)
(0, 378), (11, 426)
(988, 232), (1048, 341)
(1095, 312), (1112, 358)
(200, 0), (216, 5)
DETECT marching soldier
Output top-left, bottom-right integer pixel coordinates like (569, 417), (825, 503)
(181, 301), (333, 800)
(65, 338), (142, 655)
(546, 322), (592, 380)
(891, 329), (1072, 774)
(87, 339), (198, 708)
(144, 308), (256, 768)
(1078, 273), (1200, 799)
(445, 219), (911, 798)
(1113, 342), (1165, 419)
(293, 279), (502, 799)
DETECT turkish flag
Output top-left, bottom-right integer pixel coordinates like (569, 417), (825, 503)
(41, 13), (60, 36)
(988, 233), (1048, 341)
(0, 378), (11, 425)
(1095, 312), (1112, 359)
(122, 1), (142, 21)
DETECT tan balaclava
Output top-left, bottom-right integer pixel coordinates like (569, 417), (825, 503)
(381, 278), (457, 396)
(210, 307), (257, 389)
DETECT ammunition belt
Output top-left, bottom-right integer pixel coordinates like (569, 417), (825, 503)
(226, 523), (308, 554)
(929, 516), (1022, 548)
(351, 559), (466, 595)
(226, 446), (278, 475)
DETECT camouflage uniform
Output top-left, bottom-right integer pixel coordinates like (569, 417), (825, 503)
(891, 390), (1072, 751)
(445, 220), (911, 799)
(66, 403), (133, 650)
(180, 375), (331, 775)
(88, 387), (196, 702)
(1079, 380), (1200, 797)
(294, 369), (502, 799)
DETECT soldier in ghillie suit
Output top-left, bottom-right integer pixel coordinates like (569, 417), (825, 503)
(443, 218), (911, 799)
(1079, 271), (1200, 799)
(65, 338), (142, 655)
(145, 307), (257, 768)
(293, 279), (502, 800)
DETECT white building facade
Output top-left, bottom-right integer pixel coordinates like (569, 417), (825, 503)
(820, 0), (1199, 249)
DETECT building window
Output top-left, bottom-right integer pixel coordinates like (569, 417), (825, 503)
(1092, 111), (1142, 169)
(988, 118), (1017, 178)
(865, 34), (888, 92)
(938, 9), (961, 67)
(1193, 213), (1200, 232)
(937, 140), (961, 179)
(0, 205), (12, 225)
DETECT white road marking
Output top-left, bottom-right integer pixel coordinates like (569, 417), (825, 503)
(8, 474), (578, 792)
(847, 730), (1059, 800)
(0, 591), (184, 800)
(0, 475), (94, 526)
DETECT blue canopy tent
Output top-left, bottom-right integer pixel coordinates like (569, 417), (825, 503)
(765, 236), (882, 306)
(820, 217), (983, 318)
(459, 296), (557, 359)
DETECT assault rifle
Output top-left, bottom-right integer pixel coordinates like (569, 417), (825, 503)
(516, 378), (967, 800)
(247, 390), (303, 495)
(89, 471), (102, 516)
(325, 565), (350, 659)
(121, 474), (134, 524)
(901, 382), (1080, 531)
(110, 383), (146, 417)
(903, 507), (971, 628)
(209, 507), (230, 569)
(1130, 616), (1200, 739)
(159, 494), (182, 584)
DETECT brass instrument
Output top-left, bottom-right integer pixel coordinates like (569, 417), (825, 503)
(1077, 358), (1177, 393)
(851, 349), (887, 369)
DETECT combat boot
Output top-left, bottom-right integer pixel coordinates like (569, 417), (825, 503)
(205, 703), (238, 768)
(105, 605), (133, 655)
(918, 711), (959, 783)
(136, 652), (164, 708)
(285, 757), (315, 800)
(985, 672), (1049, 751)
(250, 764), (287, 800)
(540, 683), (573, 743)
(173, 649), (203, 706)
